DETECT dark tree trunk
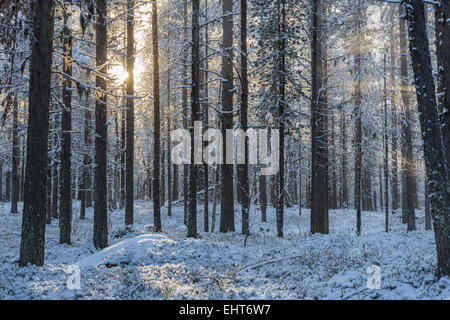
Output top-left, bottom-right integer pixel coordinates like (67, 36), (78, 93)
(211, 166), (220, 232)
(203, 1), (209, 232)
(80, 93), (92, 219)
(425, 173), (431, 230)
(435, 1), (450, 175)
(182, 0), (189, 226)
(404, 0), (450, 277)
(167, 64), (172, 218)
(379, 166), (383, 211)
(310, 0), (328, 235)
(240, 0), (250, 235)
(399, 14), (416, 231)
(276, 0), (286, 238)
(46, 147), (52, 224)
(93, 0), (109, 249)
(220, 0), (235, 233)
(188, 0), (200, 238)
(60, 6), (73, 244)
(152, 0), (162, 232)
(340, 103), (348, 208)
(161, 145), (166, 206)
(354, 1), (362, 236)
(11, 94), (19, 213)
(125, 0), (135, 226)
(6, 172), (11, 202)
(19, 0), (55, 267)
(383, 53), (389, 232)
(259, 174), (267, 222)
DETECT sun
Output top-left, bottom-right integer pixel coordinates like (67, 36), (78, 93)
(109, 64), (129, 85)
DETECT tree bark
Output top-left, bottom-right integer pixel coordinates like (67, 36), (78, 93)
(310, 0), (328, 235)
(435, 1), (450, 175)
(93, 0), (109, 249)
(188, 0), (200, 238)
(19, 0), (55, 266)
(240, 0), (250, 235)
(399, 13), (416, 231)
(220, 0), (235, 233)
(354, 0), (362, 236)
(152, 0), (162, 232)
(182, 0), (189, 226)
(125, 0), (135, 226)
(404, 0), (450, 277)
(60, 4), (73, 244)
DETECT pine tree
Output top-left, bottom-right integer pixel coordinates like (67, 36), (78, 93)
(403, 0), (450, 277)
(125, 0), (135, 226)
(19, 0), (55, 266)
(93, 0), (109, 249)
(220, 0), (235, 233)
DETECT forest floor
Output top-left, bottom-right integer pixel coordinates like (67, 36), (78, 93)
(0, 200), (448, 300)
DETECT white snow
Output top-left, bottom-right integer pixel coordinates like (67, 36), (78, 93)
(0, 201), (448, 300)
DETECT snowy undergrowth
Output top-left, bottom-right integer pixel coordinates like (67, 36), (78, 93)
(0, 201), (448, 300)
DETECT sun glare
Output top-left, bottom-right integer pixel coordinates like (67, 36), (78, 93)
(110, 64), (129, 85)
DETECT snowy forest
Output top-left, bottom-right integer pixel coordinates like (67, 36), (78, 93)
(0, 0), (449, 300)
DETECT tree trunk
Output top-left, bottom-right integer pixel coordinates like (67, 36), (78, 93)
(383, 53), (389, 232)
(188, 0), (200, 238)
(19, 0), (55, 267)
(152, 0), (162, 232)
(240, 0), (250, 235)
(310, 0), (328, 235)
(93, 0), (109, 249)
(11, 94), (19, 214)
(125, 0), (135, 226)
(220, 0), (235, 233)
(404, 0), (450, 277)
(182, 0), (189, 226)
(60, 5), (73, 244)
(167, 64), (172, 218)
(399, 14), (416, 231)
(435, 2), (450, 175)
(354, 1), (362, 236)
(203, 1), (210, 233)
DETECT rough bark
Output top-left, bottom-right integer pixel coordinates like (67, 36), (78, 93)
(399, 14), (416, 231)
(125, 0), (135, 226)
(220, 0), (235, 233)
(354, 1), (362, 236)
(310, 0), (328, 234)
(152, 0), (162, 232)
(93, 0), (108, 249)
(59, 5), (73, 244)
(240, 0), (250, 235)
(435, 1), (450, 175)
(404, 0), (450, 277)
(19, 0), (55, 266)
(188, 0), (200, 238)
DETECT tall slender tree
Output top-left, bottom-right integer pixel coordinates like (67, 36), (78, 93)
(403, 0), (450, 277)
(354, 0), (362, 236)
(60, 1), (73, 244)
(240, 0), (250, 235)
(187, 0), (200, 238)
(399, 13), (416, 231)
(435, 1), (450, 174)
(310, 0), (328, 234)
(125, 0), (135, 226)
(93, 0), (109, 249)
(152, 0), (162, 232)
(19, 0), (55, 266)
(220, 0), (235, 233)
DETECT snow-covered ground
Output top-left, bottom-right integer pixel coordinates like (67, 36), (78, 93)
(0, 200), (448, 300)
